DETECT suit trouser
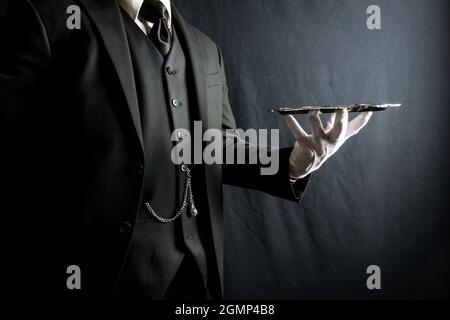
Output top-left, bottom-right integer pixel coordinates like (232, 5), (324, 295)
(113, 252), (210, 300)
(164, 253), (211, 300)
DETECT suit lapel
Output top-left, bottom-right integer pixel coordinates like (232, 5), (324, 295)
(75, 0), (222, 293)
(172, 5), (210, 129)
(76, 0), (209, 147)
(76, 0), (144, 151)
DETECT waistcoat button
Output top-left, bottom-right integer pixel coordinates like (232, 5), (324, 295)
(129, 163), (144, 175)
(167, 67), (176, 75)
(119, 221), (133, 234)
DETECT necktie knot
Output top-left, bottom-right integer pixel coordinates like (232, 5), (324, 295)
(140, 0), (169, 25)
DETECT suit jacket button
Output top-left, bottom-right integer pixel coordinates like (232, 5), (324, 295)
(171, 99), (180, 108)
(129, 163), (144, 175)
(119, 222), (132, 234)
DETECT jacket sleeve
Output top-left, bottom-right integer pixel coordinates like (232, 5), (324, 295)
(0, 0), (51, 141)
(219, 48), (310, 202)
(0, 0), (52, 293)
(0, 0), (51, 203)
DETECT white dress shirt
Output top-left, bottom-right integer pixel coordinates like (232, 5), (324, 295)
(119, 0), (172, 35)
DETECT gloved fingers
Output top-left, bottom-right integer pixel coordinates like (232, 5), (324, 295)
(346, 111), (373, 139)
(289, 142), (316, 179)
(325, 112), (336, 132)
(284, 114), (310, 145)
(328, 108), (348, 141)
(308, 110), (325, 138)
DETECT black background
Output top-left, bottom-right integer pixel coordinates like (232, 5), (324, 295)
(1, 0), (449, 299)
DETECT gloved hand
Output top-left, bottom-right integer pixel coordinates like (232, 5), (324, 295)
(284, 109), (373, 180)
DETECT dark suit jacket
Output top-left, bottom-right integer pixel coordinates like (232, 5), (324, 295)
(0, 0), (308, 298)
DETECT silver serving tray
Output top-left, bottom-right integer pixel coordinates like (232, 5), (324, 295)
(269, 103), (401, 114)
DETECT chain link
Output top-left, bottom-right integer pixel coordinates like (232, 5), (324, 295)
(145, 166), (198, 223)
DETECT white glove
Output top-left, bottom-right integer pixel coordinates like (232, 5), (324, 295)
(284, 109), (373, 180)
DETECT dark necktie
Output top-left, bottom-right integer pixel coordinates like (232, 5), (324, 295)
(139, 0), (172, 56)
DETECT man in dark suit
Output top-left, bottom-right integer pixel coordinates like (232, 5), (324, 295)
(0, 0), (372, 299)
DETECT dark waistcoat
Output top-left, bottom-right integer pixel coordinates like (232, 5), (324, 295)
(116, 10), (208, 299)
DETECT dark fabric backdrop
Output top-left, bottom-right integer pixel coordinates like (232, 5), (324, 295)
(171, 0), (450, 299)
(1, 0), (449, 299)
